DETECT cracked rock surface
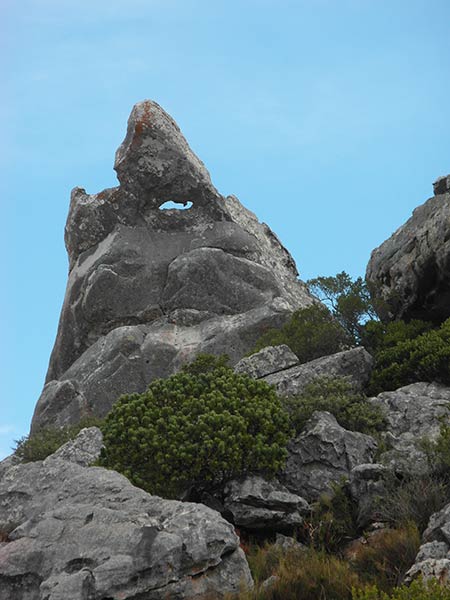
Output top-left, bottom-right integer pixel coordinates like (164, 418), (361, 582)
(0, 439), (252, 600)
(33, 100), (315, 432)
(366, 175), (450, 322)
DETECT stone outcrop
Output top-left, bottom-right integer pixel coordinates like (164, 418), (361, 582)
(281, 411), (378, 501)
(406, 502), (450, 584)
(32, 100), (315, 432)
(234, 344), (299, 379)
(0, 434), (252, 600)
(366, 175), (450, 322)
(223, 475), (310, 532)
(369, 382), (450, 475)
(261, 347), (373, 397)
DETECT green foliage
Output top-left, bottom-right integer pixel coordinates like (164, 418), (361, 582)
(99, 361), (291, 498)
(361, 319), (434, 355)
(428, 422), (450, 474)
(307, 271), (382, 343)
(285, 377), (386, 436)
(302, 480), (359, 553)
(14, 416), (104, 462)
(351, 523), (421, 592)
(367, 318), (450, 394)
(250, 304), (351, 363)
(352, 579), (450, 600)
(181, 352), (230, 375)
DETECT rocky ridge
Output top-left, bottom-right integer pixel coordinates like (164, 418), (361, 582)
(33, 100), (315, 432)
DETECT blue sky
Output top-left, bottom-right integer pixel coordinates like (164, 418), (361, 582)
(2, 0), (450, 459)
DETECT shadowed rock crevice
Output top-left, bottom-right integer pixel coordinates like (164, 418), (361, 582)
(34, 100), (315, 431)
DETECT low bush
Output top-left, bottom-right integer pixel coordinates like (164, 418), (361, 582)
(351, 523), (420, 592)
(352, 578), (450, 599)
(284, 377), (386, 436)
(376, 474), (450, 533)
(302, 480), (359, 553)
(250, 304), (351, 364)
(367, 319), (450, 395)
(232, 546), (363, 600)
(14, 416), (103, 462)
(99, 355), (291, 498)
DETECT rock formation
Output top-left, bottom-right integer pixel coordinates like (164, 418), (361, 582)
(235, 345), (374, 396)
(0, 429), (252, 599)
(32, 100), (315, 432)
(369, 382), (450, 475)
(366, 174), (450, 322)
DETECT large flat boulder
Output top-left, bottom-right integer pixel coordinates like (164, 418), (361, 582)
(261, 347), (374, 397)
(33, 100), (315, 431)
(366, 175), (450, 322)
(0, 451), (252, 599)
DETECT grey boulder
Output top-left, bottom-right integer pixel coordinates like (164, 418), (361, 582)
(44, 426), (104, 467)
(33, 100), (315, 432)
(366, 175), (450, 322)
(0, 456), (252, 599)
(223, 475), (310, 532)
(281, 411), (378, 501)
(234, 344), (299, 379)
(262, 347), (373, 397)
(369, 382), (450, 475)
(349, 463), (391, 528)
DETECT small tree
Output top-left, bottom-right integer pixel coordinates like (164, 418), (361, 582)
(307, 271), (381, 343)
(99, 356), (291, 499)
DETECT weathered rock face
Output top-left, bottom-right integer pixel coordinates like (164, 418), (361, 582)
(366, 175), (450, 322)
(348, 463), (391, 528)
(406, 502), (450, 584)
(223, 475), (310, 532)
(261, 347), (374, 397)
(369, 382), (450, 475)
(0, 442), (252, 599)
(234, 344), (299, 379)
(281, 411), (378, 501)
(33, 100), (315, 432)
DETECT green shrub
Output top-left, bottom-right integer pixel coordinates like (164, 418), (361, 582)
(352, 578), (450, 599)
(14, 416), (103, 462)
(367, 319), (450, 394)
(285, 377), (386, 436)
(250, 304), (351, 363)
(361, 320), (434, 355)
(99, 358), (291, 498)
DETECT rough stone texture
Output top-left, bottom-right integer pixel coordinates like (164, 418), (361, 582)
(281, 411), (378, 501)
(406, 559), (450, 585)
(0, 455), (252, 599)
(33, 100), (315, 432)
(369, 382), (450, 475)
(434, 174), (450, 196)
(234, 345), (299, 379)
(415, 541), (450, 562)
(223, 475), (309, 532)
(366, 176), (450, 322)
(262, 347), (374, 397)
(44, 427), (103, 467)
(348, 464), (391, 528)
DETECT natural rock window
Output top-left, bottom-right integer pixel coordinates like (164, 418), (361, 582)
(159, 200), (193, 210)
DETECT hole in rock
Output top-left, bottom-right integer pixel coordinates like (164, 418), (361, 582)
(159, 201), (193, 210)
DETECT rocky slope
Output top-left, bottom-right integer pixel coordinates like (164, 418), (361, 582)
(32, 100), (315, 432)
(366, 174), (450, 322)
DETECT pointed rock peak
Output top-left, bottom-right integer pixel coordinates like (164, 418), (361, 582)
(114, 100), (219, 208)
(433, 174), (450, 196)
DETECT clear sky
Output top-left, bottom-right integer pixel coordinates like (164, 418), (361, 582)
(2, 0), (450, 459)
